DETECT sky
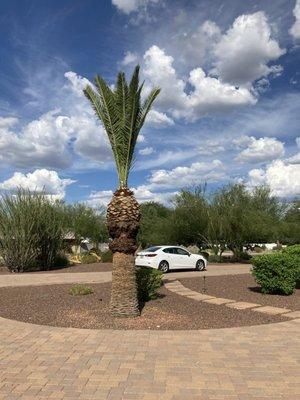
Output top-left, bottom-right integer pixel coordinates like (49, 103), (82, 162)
(0, 0), (299, 206)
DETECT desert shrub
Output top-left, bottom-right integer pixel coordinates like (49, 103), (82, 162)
(199, 251), (209, 260)
(69, 284), (93, 296)
(237, 251), (252, 261)
(101, 250), (113, 263)
(136, 267), (163, 302)
(0, 190), (66, 272)
(252, 252), (300, 295)
(80, 253), (99, 264)
(52, 253), (70, 268)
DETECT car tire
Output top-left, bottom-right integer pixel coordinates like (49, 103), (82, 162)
(158, 260), (169, 273)
(195, 260), (205, 271)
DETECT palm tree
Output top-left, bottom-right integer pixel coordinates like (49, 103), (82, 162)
(84, 66), (160, 317)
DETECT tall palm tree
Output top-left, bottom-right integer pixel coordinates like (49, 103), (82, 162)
(84, 66), (160, 317)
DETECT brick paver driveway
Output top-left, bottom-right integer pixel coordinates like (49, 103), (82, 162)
(0, 265), (299, 399)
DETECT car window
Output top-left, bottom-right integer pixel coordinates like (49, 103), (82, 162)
(176, 248), (190, 256)
(163, 248), (174, 254)
(145, 246), (161, 252)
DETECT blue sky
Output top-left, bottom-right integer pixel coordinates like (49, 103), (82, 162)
(0, 0), (299, 205)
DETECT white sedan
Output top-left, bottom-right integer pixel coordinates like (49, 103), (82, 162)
(135, 245), (207, 273)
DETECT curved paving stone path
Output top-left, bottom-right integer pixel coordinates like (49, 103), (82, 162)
(0, 264), (299, 399)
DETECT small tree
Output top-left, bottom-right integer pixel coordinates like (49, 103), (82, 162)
(66, 204), (108, 252)
(138, 202), (173, 247)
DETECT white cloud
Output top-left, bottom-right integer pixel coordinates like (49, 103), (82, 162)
(87, 186), (177, 206)
(64, 71), (91, 96)
(179, 67), (256, 121)
(143, 45), (256, 122)
(139, 147), (154, 155)
(0, 71), (112, 170)
(0, 111), (72, 169)
(0, 169), (75, 200)
(290, 0), (300, 39)
(147, 159), (226, 190)
(121, 51), (138, 66)
(112, 0), (160, 14)
(235, 137), (285, 163)
(212, 12), (285, 85)
(248, 160), (300, 197)
(146, 109), (174, 127)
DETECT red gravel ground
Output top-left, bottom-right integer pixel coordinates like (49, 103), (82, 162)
(0, 282), (287, 330)
(0, 262), (112, 274)
(181, 274), (300, 310)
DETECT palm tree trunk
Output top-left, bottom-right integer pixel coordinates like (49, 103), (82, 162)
(110, 252), (139, 316)
(107, 188), (141, 317)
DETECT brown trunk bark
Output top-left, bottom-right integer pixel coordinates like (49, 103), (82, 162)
(110, 252), (139, 317)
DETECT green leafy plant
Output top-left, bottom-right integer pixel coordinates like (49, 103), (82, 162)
(136, 267), (163, 302)
(100, 250), (113, 263)
(52, 253), (70, 268)
(283, 244), (300, 257)
(80, 253), (99, 264)
(252, 252), (300, 295)
(69, 284), (93, 296)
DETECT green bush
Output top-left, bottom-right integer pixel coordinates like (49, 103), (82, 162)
(69, 284), (93, 296)
(283, 244), (300, 257)
(80, 253), (99, 264)
(136, 267), (163, 302)
(52, 253), (70, 268)
(199, 251), (209, 260)
(101, 250), (113, 263)
(252, 252), (300, 295)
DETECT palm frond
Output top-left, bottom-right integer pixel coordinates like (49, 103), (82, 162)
(84, 65), (160, 187)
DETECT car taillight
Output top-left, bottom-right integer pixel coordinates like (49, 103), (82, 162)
(146, 254), (157, 257)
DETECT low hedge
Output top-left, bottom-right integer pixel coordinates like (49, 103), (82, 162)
(136, 267), (163, 302)
(252, 252), (300, 295)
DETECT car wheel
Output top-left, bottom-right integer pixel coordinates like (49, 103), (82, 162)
(159, 260), (169, 273)
(195, 260), (205, 271)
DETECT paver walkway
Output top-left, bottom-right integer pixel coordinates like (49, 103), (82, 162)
(165, 280), (299, 319)
(0, 264), (299, 399)
(0, 263), (251, 288)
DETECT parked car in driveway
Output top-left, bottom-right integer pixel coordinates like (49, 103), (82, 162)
(135, 245), (207, 273)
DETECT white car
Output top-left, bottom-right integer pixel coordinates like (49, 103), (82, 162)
(135, 245), (207, 273)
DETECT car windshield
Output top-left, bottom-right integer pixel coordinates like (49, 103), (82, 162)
(144, 246), (161, 252)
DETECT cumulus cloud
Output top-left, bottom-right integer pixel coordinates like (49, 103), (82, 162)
(146, 109), (174, 127)
(0, 71), (112, 170)
(0, 111), (72, 169)
(212, 12), (285, 85)
(235, 137), (285, 163)
(143, 45), (256, 122)
(147, 159), (226, 190)
(121, 51), (138, 66)
(290, 0), (300, 39)
(0, 169), (75, 200)
(247, 160), (300, 197)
